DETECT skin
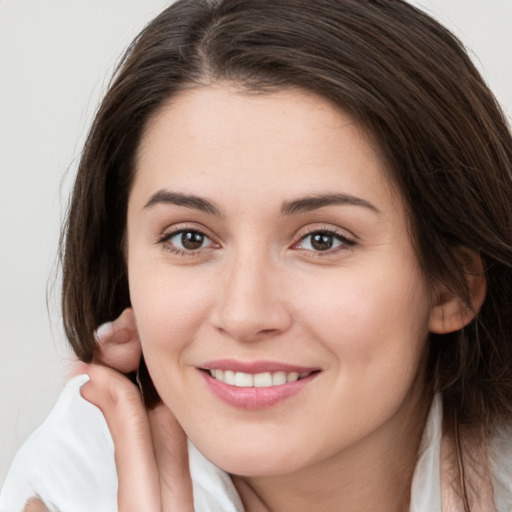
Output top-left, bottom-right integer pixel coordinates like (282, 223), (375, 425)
(27, 85), (485, 512)
(124, 85), (438, 511)
(23, 498), (49, 512)
(25, 84), (492, 512)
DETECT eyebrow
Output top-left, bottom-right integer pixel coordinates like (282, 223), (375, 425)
(144, 189), (379, 216)
(144, 190), (222, 215)
(281, 192), (380, 215)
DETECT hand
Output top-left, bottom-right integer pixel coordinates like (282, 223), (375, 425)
(81, 308), (194, 511)
(23, 498), (49, 512)
(80, 364), (194, 512)
(93, 308), (142, 374)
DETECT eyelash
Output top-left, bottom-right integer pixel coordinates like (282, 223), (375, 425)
(292, 227), (356, 256)
(157, 225), (217, 257)
(157, 226), (356, 257)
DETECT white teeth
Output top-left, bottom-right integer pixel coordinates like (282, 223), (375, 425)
(224, 370), (236, 385)
(272, 371), (287, 385)
(209, 369), (311, 388)
(254, 372), (272, 387)
(287, 372), (299, 383)
(235, 372), (253, 387)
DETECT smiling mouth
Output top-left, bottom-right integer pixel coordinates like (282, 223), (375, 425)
(200, 364), (320, 409)
(207, 369), (315, 388)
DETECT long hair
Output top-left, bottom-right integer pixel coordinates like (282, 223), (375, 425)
(61, 0), (512, 503)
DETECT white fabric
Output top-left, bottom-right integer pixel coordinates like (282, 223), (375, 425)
(0, 375), (243, 512)
(409, 394), (443, 512)
(1, 376), (511, 512)
(489, 425), (512, 512)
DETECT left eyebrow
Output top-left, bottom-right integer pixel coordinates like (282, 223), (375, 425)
(281, 192), (380, 215)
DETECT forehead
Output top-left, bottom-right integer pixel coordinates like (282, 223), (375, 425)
(132, 85), (397, 213)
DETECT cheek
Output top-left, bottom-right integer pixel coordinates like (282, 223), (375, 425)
(128, 266), (216, 418)
(289, 264), (431, 440)
(293, 260), (431, 375)
(128, 262), (214, 367)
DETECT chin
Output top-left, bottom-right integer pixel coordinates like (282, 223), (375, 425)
(191, 435), (307, 477)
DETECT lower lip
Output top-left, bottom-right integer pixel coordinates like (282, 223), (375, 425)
(200, 371), (317, 410)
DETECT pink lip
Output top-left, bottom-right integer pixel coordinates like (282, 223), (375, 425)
(201, 359), (318, 374)
(198, 360), (320, 410)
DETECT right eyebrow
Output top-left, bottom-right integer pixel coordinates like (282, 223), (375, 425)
(143, 190), (223, 216)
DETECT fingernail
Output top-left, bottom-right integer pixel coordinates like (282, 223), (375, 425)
(94, 321), (113, 343)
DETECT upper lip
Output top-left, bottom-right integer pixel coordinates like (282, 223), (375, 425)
(200, 359), (320, 374)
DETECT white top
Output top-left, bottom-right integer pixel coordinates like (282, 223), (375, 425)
(1, 374), (511, 512)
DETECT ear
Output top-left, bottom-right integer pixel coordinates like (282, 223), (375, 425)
(429, 250), (487, 334)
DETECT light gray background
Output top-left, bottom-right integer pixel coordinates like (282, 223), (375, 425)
(1, 0), (511, 485)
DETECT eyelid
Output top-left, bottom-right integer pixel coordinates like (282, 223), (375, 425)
(157, 221), (214, 240)
(291, 224), (357, 253)
(294, 224), (356, 243)
(156, 222), (220, 254)
(156, 222), (355, 257)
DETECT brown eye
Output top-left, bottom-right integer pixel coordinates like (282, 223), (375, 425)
(180, 231), (205, 250)
(310, 233), (334, 251)
(296, 230), (354, 253)
(163, 229), (212, 252)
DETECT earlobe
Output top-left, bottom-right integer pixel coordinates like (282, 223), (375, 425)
(429, 251), (487, 334)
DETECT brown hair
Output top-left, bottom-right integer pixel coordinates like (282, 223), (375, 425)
(62, 0), (512, 476)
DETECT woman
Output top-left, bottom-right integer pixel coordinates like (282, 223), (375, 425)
(2, 0), (511, 510)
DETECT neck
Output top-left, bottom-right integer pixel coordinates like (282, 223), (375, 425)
(232, 387), (432, 512)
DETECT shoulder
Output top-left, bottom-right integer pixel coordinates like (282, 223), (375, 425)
(0, 375), (118, 512)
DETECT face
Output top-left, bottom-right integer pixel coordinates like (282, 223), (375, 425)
(127, 85), (434, 477)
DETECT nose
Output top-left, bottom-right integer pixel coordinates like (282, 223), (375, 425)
(211, 249), (293, 343)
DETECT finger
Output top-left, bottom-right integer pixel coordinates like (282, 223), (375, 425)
(94, 308), (137, 345)
(148, 404), (195, 512)
(80, 364), (161, 512)
(94, 308), (142, 373)
(23, 498), (49, 512)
